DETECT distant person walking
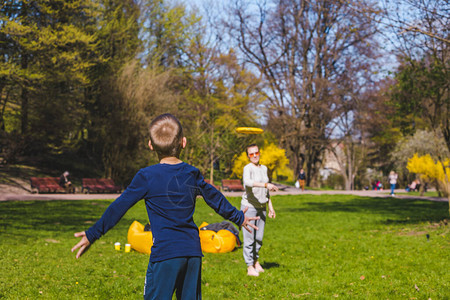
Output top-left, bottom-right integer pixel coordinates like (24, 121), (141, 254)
(297, 168), (306, 192)
(389, 171), (398, 196)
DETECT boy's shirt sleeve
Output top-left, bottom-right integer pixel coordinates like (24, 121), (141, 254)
(196, 171), (244, 227)
(85, 170), (148, 244)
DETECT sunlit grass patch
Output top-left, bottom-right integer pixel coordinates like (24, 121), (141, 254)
(396, 191), (441, 197)
(0, 195), (448, 299)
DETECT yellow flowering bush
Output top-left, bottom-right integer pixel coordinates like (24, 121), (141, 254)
(231, 142), (292, 181)
(231, 151), (250, 179)
(407, 154), (449, 181)
(407, 153), (450, 197)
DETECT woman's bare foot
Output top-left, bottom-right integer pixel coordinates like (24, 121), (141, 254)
(254, 261), (264, 273)
(247, 266), (259, 276)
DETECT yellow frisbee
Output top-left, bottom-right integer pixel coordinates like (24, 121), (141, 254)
(235, 127), (264, 134)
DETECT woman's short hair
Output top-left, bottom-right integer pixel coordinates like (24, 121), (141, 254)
(246, 144), (259, 155)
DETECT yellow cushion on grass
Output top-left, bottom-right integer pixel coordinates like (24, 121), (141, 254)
(199, 222), (238, 253)
(127, 220), (153, 254)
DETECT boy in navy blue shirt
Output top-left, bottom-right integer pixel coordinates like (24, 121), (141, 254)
(71, 113), (258, 299)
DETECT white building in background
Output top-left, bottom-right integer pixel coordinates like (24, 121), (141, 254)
(320, 142), (343, 180)
(320, 141), (383, 190)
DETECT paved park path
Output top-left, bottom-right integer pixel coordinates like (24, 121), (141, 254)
(1, 186), (447, 202)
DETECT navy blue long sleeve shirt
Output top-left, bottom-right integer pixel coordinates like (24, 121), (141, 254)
(85, 162), (244, 262)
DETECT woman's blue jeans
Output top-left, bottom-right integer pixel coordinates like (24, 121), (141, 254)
(390, 184), (395, 195)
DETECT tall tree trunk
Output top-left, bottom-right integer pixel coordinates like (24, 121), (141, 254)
(20, 55), (28, 134)
(20, 88), (28, 135)
(209, 151), (214, 183)
(343, 164), (356, 191)
(209, 125), (214, 183)
(0, 82), (6, 131)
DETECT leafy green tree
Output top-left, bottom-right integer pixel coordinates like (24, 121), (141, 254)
(139, 1), (264, 181)
(140, 0), (200, 69)
(381, 0), (449, 151)
(389, 53), (449, 210)
(0, 0), (100, 158)
(390, 55), (449, 151)
(382, 0), (449, 213)
(81, 0), (146, 182)
(180, 46), (264, 181)
(391, 130), (449, 174)
(93, 61), (178, 182)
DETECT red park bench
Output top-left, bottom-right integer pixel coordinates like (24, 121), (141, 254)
(221, 179), (244, 191)
(82, 178), (121, 193)
(30, 177), (66, 193)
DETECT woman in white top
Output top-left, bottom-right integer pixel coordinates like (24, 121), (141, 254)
(389, 171), (398, 196)
(241, 144), (278, 276)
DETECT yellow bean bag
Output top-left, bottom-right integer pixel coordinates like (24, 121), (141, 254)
(127, 220), (153, 254)
(127, 220), (239, 255)
(199, 222), (239, 253)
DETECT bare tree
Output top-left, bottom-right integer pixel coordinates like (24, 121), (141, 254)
(327, 79), (387, 190)
(383, 0), (449, 147)
(380, 0), (449, 50)
(328, 104), (362, 190)
(224, 0), (381, 186)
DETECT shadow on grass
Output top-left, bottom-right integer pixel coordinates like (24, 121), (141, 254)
(0, 200), (120, 239)
(2, 196), (448, 241)
(279, 196), (448, 225)
(261, 261), (280, 270)
(0, 165), (36, 192)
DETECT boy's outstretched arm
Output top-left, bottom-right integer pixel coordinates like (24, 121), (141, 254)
(198, 173), (260, 233)
(71, 231), (91, 259)
(241, 206), (260, 233)
(70, 170), (147, 259)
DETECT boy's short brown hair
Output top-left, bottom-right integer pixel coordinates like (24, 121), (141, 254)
(149, 114), (183, 159)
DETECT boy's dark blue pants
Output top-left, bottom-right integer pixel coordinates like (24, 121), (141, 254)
(144, 256), (202, 300)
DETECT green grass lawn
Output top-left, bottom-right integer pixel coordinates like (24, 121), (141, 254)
(396, 191), (441, 198)
(0, 195), (449, 299)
